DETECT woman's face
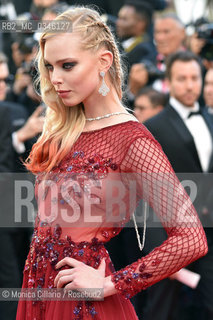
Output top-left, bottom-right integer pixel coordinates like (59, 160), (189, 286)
(43, 32), (101, 106)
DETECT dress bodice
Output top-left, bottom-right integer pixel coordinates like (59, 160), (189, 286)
(33, 120), (208, 299)
(35, 121), (151, 243)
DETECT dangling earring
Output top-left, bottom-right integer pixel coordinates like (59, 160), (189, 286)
(98, 71), (110, 96)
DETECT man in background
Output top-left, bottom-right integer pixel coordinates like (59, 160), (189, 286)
(116, 0), (156, 68)
(144, 50), (213, 320)
(129, 13), (186, 95)
(133, 86), (167, 123)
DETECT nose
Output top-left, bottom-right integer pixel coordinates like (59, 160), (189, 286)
(186, 80), (193, 90)
(50, 69), (63, 86)
(155, 34), (164, 45)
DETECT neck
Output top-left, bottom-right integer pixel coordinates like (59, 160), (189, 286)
(83, 86), (125, 119)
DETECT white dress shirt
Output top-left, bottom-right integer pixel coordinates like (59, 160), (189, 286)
(170, 97), (213, 172)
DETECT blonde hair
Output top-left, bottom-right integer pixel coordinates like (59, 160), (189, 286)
(26, 6), (125, 173)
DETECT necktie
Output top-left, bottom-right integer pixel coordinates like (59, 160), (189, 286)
(187, 110), (202, 118)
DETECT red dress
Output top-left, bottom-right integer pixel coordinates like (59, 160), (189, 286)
(16, 121), (207, 319)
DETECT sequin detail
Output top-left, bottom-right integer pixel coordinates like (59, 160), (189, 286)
(23, 218), (109, 319)
(18, 120), (207, 319)
(25, 220), (108, 287)
(46, 151), (119, 180)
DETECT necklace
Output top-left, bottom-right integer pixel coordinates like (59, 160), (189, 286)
(85, 111), (131, 121)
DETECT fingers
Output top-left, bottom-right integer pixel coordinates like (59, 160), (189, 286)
(54, 257), (83, 288)
(64, 281), (77, 290)
(54, 268), (75, 287)
(55, 257), (83, 270)
(55, 274), (74, 288)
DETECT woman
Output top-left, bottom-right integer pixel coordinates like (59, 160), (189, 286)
(16, 6), (208, 320)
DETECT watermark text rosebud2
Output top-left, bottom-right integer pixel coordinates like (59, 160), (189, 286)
(11, 172), (207, 229)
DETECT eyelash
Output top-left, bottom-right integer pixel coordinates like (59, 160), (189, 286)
(44, 62), (76, 71)
(63, 62), (76, 69)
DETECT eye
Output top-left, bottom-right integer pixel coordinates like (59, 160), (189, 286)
(62, 62), (76, 70)
(44, 63), (53, 71)
(177, 77), (185, 81)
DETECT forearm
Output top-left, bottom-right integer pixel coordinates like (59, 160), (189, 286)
(110, 227), (207, 299)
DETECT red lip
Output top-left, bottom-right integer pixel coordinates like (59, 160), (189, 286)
(56, 90), (71, 93)
(56, 90), (71, 98)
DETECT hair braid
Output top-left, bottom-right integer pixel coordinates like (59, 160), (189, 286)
(26, 6), (126, 173)
(86, 20), (124, 99)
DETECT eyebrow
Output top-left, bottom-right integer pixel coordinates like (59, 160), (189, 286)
(44, 58), (76, 64)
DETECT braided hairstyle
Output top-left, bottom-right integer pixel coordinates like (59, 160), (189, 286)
(26, 6), (126, 173)
(56, 7), (124, 99)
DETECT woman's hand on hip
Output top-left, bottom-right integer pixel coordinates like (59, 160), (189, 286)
(54, 257), (106, 291)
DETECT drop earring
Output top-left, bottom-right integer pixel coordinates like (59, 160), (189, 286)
(98, 71), (110, 96)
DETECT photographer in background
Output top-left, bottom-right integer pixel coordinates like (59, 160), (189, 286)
(12, 36), (37, 91)
(188, 18), (213, 71)
(12, 36), (37, 95)
(10, 35), (41, 116)
(128, 13), (186, 96)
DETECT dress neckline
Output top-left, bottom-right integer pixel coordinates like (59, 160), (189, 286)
(81, 120), (139, 134)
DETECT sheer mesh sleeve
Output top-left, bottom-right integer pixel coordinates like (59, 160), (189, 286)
(111, 136), (208, 299)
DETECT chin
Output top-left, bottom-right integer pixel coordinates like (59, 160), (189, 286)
(185, 102), (196, 107)
(61, 98), (79, 107)
(181, 98), (197, 107)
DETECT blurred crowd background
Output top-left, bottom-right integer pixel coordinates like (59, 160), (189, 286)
(0, 0), (213, 319)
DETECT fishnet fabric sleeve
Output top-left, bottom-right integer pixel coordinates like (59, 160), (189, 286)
(111, 136), (208, 299)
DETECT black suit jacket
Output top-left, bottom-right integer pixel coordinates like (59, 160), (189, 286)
(144, 104), (213, 238)
(0, 101), (30, 172)
(144, 104), (213, 173)
(0, 102), (35, 231)
(0, 101), (27, 133)
(125, 39), (157, 68)
(0, 106), (13, 172)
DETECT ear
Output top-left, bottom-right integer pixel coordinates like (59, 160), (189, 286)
(98, 49), (113, 73)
